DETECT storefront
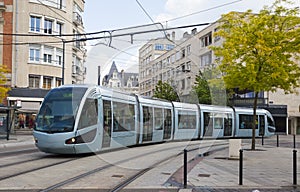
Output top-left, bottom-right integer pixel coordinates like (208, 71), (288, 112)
(7, 88), (49, 130)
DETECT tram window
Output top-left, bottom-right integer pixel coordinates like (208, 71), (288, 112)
(267, 116), (275, 127)
(143, 106), (153, 136)
(113, 101), (135, 132)
(239, 114), (258, 129)
(204, 112), (212, 129)
(78, 98), (98, 130)
(154, 108), (163, 130)
(214, 113), (223, 129)
(224, 114), (232, 128)
(259, 115), (265, 136)
(178, 110), (196, 129)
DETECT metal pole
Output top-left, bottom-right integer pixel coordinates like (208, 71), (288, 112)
(183, 149), (187, 188)
(262, 135), (264, 146)
(293, 150), (297, 185)
(239, 149), (243, 185)
(62, 40), (65, 85)
(277, 134), (279, 147)
(6, 110), (10, 140)
(294, 135), (296, 149)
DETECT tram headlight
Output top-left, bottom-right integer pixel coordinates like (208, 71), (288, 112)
(65, 137), (76, 144)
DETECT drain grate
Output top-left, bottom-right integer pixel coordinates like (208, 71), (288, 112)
(111, 174), (124, 178)
(198, 173), (210, 177)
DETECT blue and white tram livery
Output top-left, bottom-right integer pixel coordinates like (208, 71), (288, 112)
(33, 84), (276, 154)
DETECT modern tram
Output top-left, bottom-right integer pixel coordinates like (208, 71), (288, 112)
(33, 85), (276, 154)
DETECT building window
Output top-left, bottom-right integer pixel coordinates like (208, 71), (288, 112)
(166, 44), (174, 50)
(214, 28), (221, 42)
(43, 46), (53, 64)
(30, 16), (41, 32)
(56, 49), (63, 66)
(43, 76), (52, 89)
(200, 32), (212, 47)
(187, 45), (191, 55)
(29, 47), (40, 62)
(155, 44), (164, 50)
(56, 78), (62, 87)
(200, 52), (212, 66)
(43, 54), (52, 63)
(56, 22), (63, 36)
(44, 19), (53, 34)
(29, 75), (40, 88)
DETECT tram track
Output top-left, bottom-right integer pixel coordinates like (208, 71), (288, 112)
(0, 157), (78, 181)
(37, 140), (228, 192)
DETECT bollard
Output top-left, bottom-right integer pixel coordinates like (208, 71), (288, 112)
(293, 150), (297, 185)
(294, 135), (296, 149)
(239, 149), (243, 185)
(277, 134), (279, 147)
(183, 149), (187, 188)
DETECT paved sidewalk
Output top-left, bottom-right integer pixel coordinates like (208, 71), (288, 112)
(0, 131), (34, 149)
(183, 138), (300, 191)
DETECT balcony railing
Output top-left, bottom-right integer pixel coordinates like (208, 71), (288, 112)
(73, 12), (83, 26)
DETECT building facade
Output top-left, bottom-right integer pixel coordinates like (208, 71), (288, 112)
(139, 22), (300, 134)
(102, 61), (139, 94)
(0, 0), (86, 128)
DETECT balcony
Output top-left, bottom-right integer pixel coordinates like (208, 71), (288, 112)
(73, 12), (83, 26)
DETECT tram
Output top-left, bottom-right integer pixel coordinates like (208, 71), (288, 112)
(33, 85), (276, 154)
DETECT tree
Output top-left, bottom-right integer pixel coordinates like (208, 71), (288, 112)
(153, 80), (179, 102)
(0, 65), (10, 103)
(211, 0), (300, 150)
(192, 71), (212, 104)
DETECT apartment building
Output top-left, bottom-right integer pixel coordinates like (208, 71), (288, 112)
(139, 26), (220, 101)
(139, 21), (300, 134)
(0, 0), (86, 128)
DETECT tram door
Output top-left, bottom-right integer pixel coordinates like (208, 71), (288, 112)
(142, 106), (153, 142)
(102, 100), (112, 148)
(163, 109), (172, 140)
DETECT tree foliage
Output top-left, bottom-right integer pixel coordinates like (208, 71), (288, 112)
(211, 0), (300, 149)
(153, 80), (179, 102)
(0, 65), (10, 103)
(192, 71), (212, 104)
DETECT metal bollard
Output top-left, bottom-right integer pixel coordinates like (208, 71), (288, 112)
(293, 150), (297, 185)
(277, 134), (279, 147)
(183, 149), (187, 188)
(239, 149), (243, 185)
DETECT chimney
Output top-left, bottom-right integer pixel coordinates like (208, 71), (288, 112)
(191, 28), (197, 35)
(172, 31), (175, 41)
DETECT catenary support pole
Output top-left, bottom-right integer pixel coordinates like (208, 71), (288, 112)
(184, 149), (187, 188)
(293, 150), (297, 185)
(239, 149), (243, 185)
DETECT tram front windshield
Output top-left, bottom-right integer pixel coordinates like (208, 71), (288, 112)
(35, 87), (87, 133)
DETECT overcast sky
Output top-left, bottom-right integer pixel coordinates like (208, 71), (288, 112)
(82, 0), (298, 84)
(83, 0), (281, 32)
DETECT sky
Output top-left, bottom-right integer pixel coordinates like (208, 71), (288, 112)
(82, 0), (296, 84)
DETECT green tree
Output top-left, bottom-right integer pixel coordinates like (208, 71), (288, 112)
(0, 65), (10, 103)
(211, 0), (300, 150)
(153, 80), (179, 102)
(192, 71), (212, 104)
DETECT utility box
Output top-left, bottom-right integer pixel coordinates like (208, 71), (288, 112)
(229, 139), (242, 159)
